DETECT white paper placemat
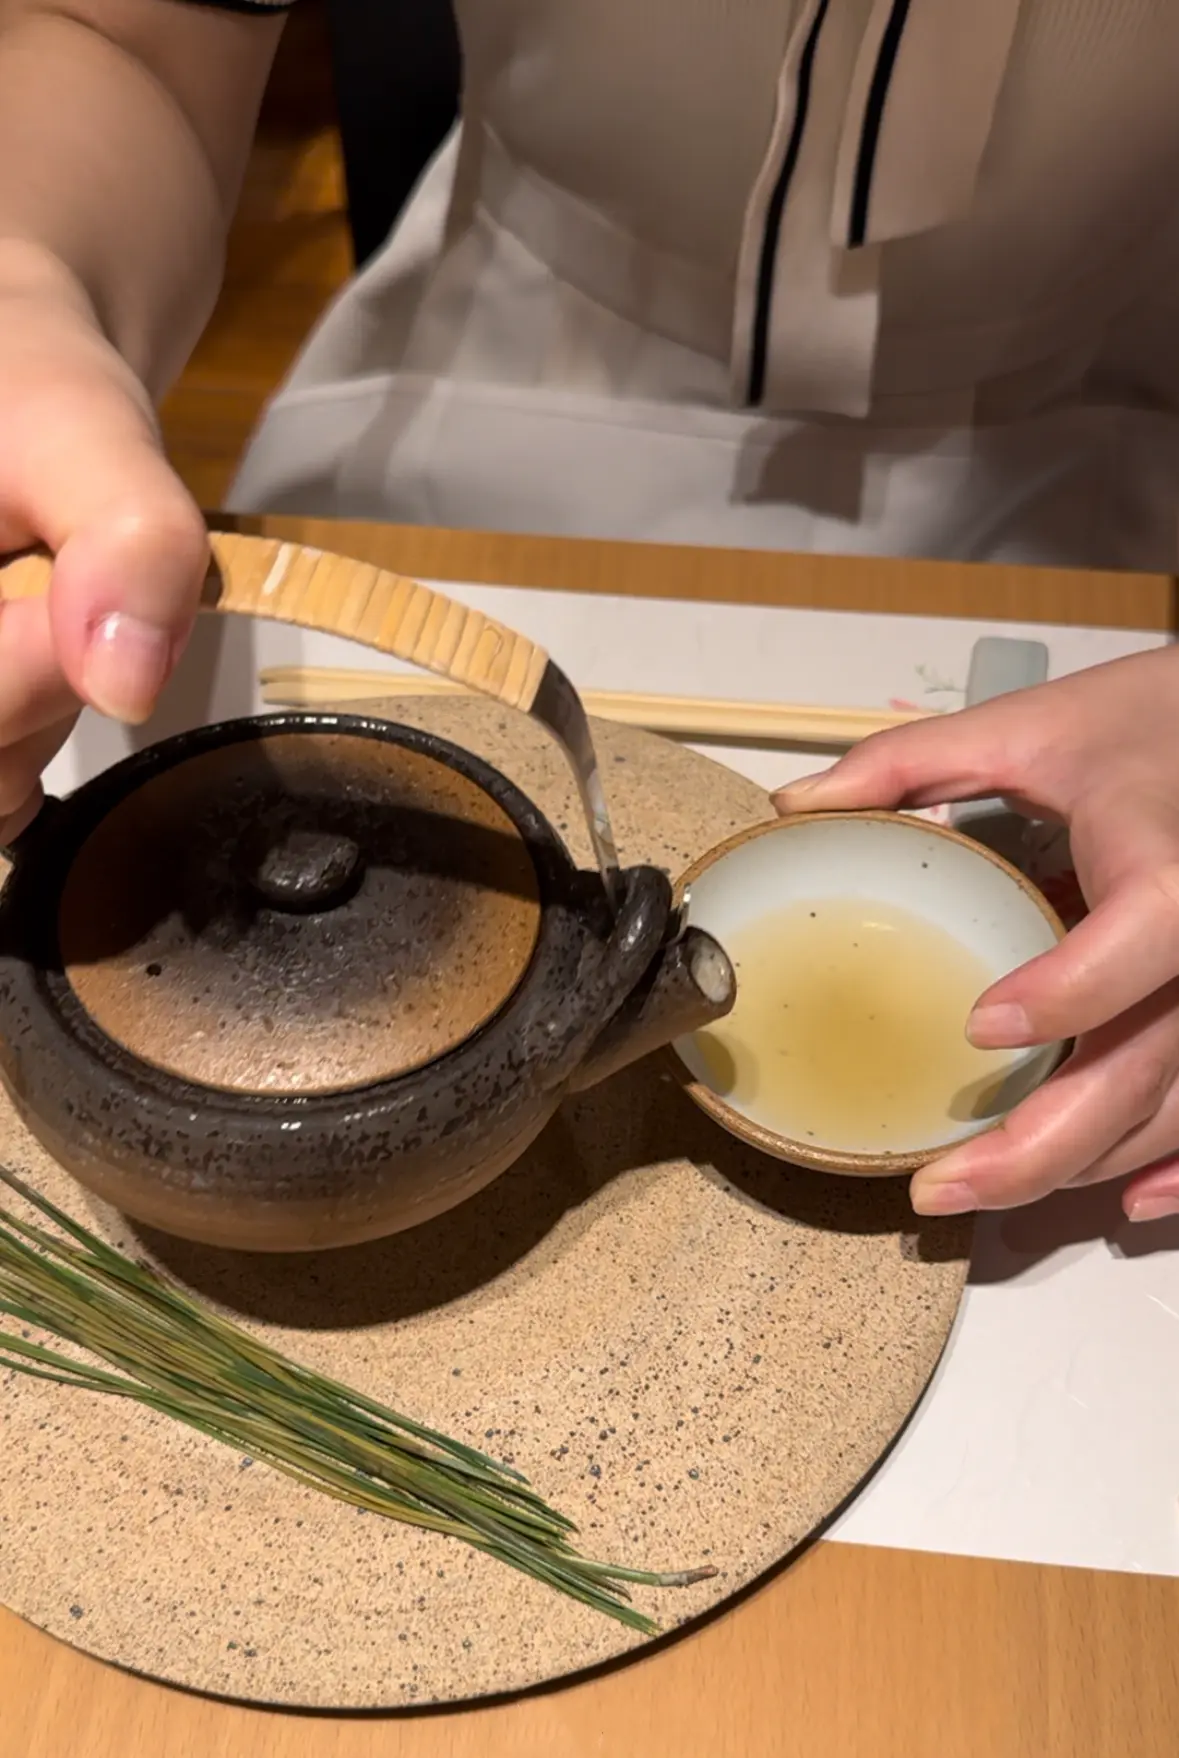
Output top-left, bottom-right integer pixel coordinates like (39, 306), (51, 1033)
(41, 581), (1179, 1580)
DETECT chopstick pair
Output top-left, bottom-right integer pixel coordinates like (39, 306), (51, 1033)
(258, 666), (933, 749)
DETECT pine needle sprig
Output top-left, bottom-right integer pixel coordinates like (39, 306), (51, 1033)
(0, 1166), (714, 1633)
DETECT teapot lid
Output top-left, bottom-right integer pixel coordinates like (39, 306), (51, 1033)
(56, 720), (542, 1096)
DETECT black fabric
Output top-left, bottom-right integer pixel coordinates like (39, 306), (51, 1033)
(172, 0), (461, 268)
(327, 0), (461, 267)
(173, 1), (295, 11)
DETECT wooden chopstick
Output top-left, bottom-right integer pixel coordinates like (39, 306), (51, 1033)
(258, 665), (933, 747)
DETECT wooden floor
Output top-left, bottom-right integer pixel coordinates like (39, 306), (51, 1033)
(159, 11), (353, 510)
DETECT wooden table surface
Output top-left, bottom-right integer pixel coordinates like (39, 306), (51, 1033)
(5, 518), (1179, 1758)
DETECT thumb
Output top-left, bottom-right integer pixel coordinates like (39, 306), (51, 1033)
(47, 476), (209, 725)
(3, 335), (209, 725)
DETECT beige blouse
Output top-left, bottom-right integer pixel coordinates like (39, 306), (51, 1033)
(441, 0), (1179, 418)
(228, 0), (1179, 568)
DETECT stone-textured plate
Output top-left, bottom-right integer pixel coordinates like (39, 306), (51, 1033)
(0, 697), (970, 1709)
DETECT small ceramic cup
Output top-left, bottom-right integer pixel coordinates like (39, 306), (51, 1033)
(670, 810), (1068, 1176)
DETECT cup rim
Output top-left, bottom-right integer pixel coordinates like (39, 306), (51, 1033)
(670, 809), (1068, 1176)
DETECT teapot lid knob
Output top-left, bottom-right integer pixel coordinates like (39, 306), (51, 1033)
(248, 827), (362, 915)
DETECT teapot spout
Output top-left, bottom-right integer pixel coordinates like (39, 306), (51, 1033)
(567, 926), (735, 1095)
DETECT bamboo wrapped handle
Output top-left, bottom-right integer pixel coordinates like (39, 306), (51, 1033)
(0, 533), (552, 714)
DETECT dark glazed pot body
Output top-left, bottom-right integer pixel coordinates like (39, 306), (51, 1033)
(0, 715), (694, 1253)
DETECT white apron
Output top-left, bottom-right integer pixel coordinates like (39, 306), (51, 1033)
(228, 0), (1179, 572)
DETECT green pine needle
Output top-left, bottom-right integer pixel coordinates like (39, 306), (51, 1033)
(0, 1166), (715, 1633)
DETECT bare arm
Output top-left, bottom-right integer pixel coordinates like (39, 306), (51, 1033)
(0, 1), (284, 834)
(0, 0), (283, 390)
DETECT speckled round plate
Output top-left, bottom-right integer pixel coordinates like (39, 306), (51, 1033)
(0, 697), (970, 1709)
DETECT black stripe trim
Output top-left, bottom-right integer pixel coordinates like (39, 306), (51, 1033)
(746, 0), (832, 407)
(170, 1), (294, 12)
(847, 0), (913, 248)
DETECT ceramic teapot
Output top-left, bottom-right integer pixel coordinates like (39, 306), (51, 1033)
(0, 536), (735, 1252)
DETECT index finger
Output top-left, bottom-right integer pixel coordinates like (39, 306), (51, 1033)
(971, 864), (1179, 1047)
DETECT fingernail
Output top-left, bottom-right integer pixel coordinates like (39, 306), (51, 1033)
(83, 613), (172, 724)
(967, 1002), (1032, 1048)
(911, 1179), (978, 1217)
(1128, 1195), (1179, 1224)
(770, 774), (826, 808)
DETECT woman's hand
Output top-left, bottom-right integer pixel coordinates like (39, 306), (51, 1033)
(0, 253), (208, 842)
(0, 0), (284, 842)
(771, 645), (1179, 1224)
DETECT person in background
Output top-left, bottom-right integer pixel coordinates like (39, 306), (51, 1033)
(2, 0), (1179, 1219)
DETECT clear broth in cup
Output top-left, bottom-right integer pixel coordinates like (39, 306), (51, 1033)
(694, 896), (1032, 1155)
